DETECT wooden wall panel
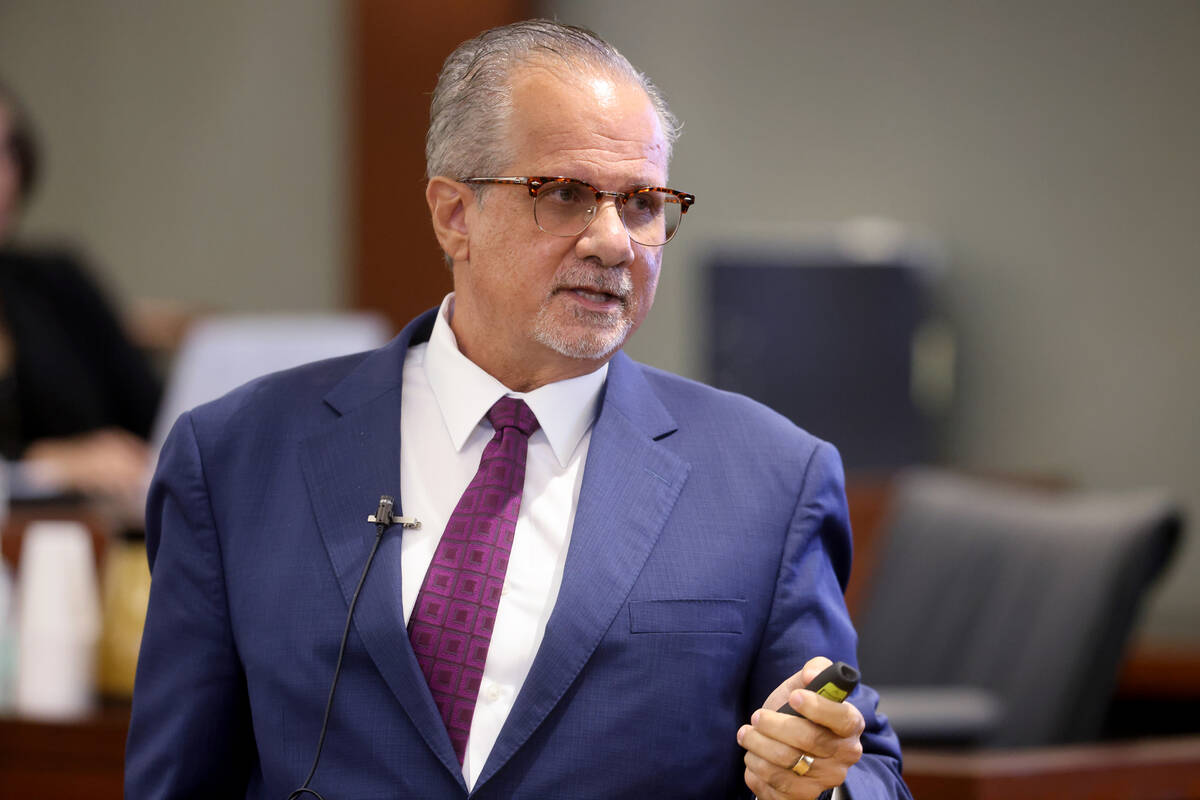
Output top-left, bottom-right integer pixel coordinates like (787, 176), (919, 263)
(348, 0), (534, 330)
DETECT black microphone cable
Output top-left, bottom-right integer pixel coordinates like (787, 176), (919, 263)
(288, 496), (402, 800)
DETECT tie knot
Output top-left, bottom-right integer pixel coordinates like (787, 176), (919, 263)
(487, 396), (540, 437)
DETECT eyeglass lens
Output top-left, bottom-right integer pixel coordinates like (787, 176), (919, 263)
(533, 180), (684, 246)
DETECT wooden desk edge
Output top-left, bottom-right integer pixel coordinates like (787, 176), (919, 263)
(905, 736), (1200, 776)
(1118, 644), (1200, 700)
(903, 737), (1200, 800)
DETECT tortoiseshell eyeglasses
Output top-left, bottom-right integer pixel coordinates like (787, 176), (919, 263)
(458, 176), (696, 247)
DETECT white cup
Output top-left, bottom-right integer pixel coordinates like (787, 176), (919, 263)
(14, 521), (102, 719)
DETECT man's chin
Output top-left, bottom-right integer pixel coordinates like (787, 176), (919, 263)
(532, 317), (632, 361)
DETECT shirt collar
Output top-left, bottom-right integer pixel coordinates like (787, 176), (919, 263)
(424, 294), (608, 467)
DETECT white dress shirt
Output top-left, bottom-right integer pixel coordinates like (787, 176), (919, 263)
(398, 295), (606, 789)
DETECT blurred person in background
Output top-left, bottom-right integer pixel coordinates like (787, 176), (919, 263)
(0, 80), (161, 507)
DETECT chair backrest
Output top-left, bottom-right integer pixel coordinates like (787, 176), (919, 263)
(856, 468), (1182, 746)
(149, 312), (391, 457)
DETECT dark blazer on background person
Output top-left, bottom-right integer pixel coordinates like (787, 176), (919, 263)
(126, 307), (908, 799)
(0, 247), (161, 459)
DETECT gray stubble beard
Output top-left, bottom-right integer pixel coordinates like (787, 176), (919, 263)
(532, 298), (635, 360)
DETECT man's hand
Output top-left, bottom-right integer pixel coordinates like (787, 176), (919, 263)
(737, 657), (865, 800)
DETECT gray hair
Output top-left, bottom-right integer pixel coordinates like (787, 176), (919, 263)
(425, 19), (680, 181)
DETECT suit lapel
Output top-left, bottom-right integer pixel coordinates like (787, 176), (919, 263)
(476, 353), (690, 789)
(298, 309), (467, 786)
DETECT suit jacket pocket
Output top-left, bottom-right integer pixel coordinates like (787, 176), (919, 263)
(628, 598), (746, 634)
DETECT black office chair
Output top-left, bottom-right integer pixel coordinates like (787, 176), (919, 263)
(855, 469), (1182, 747)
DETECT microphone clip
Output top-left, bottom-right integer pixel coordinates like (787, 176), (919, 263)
(368, 495), (420, 529)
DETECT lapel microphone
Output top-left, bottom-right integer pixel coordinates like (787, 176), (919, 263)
(289, 495), (420, 800)
(367, 495), (421, 529)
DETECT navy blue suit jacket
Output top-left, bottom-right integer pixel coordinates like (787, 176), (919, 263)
(126, 308), (909, 799)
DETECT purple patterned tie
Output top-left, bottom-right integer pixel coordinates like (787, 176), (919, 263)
(408, 396), (539, 763)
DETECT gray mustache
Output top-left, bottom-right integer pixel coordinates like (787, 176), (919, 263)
(553, 267), (633, 298)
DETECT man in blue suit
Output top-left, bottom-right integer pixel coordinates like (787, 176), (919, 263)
(127, 20), (909, 800)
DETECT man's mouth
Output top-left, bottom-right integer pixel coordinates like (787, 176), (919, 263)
(550, 266), (634, 313)
(569, 287), (622, 305)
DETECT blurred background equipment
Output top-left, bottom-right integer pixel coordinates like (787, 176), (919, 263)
(708, 219), (950, 472)
(147, 311), (391, 461)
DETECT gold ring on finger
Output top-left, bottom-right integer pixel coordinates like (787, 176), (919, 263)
(789, 752), (815, 777)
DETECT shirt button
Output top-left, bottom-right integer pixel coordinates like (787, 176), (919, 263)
(485, 684), (502, 703)
(500, 583), (511, 597)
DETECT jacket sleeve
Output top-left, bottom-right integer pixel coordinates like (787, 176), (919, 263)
(746, 441), (911, 800)
(125, 411), (256, 797)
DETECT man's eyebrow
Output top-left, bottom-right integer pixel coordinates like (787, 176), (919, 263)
(588, 176), (670, 192)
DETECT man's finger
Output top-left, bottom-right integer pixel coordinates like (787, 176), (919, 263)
(743, 752), (823, 800)
(746, 766), (794, 800)
(739, 722), (808, 770)
(766, 655), (834, 712)
(751, 707), (841, 758)
(798, 655), (834, 688)
(783, 689), (867, 739)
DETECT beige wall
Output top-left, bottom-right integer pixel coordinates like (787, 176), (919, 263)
(0, 0), (346, 311)
(547, 0), (1200, 641)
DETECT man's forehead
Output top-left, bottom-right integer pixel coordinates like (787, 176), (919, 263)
(505, 64), (669, 185)
(524, 156), (670, 195)
(512, 59), (626, 105)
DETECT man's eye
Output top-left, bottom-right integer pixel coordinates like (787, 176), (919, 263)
(628, 192), (663, 215)
(545, 184), (584, 204)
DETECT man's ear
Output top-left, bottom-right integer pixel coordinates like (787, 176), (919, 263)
(426, 177), (471, 264)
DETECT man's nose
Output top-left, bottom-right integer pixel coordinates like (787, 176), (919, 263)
(575, 198), (634, 267)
